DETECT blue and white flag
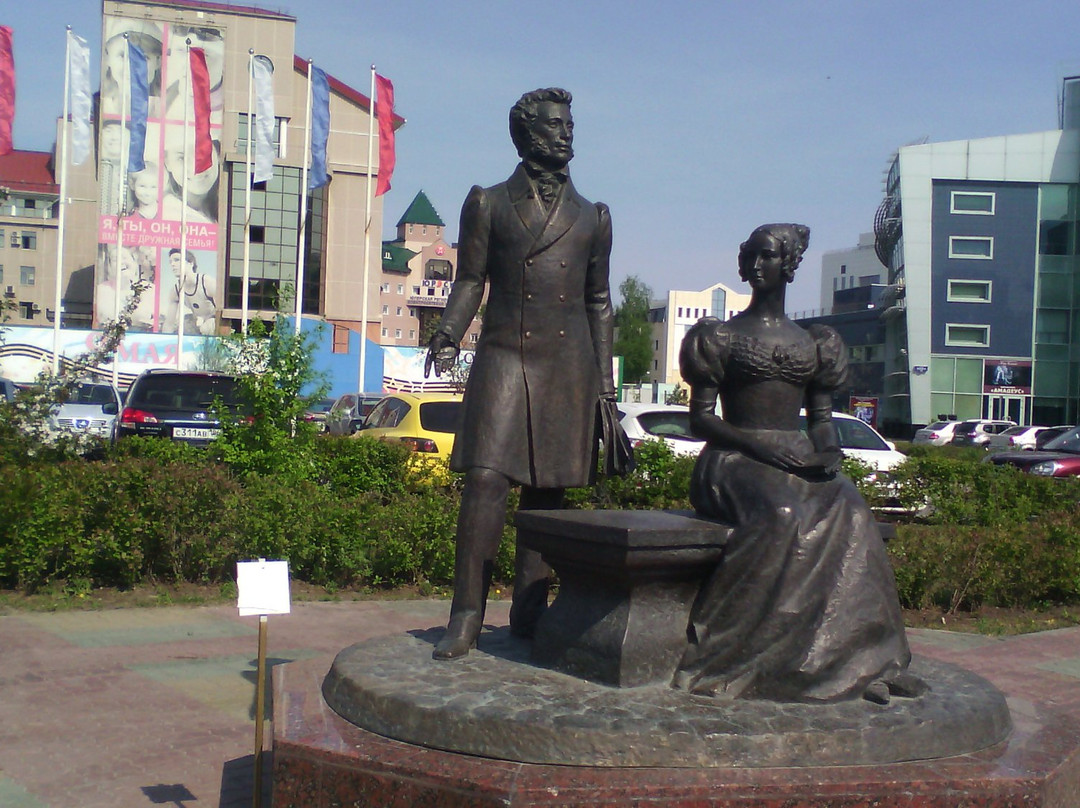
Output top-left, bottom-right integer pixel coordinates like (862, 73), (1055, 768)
(127, 41), (149, 173)
(252, 55), (275, 183)
(67, 31), (91, 166)
(309, 66), (330, 190)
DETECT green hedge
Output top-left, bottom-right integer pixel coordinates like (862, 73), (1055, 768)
(4, 434), (1080, 613)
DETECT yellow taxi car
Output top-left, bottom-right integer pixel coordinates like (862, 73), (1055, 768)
(354, 391), (463, 461)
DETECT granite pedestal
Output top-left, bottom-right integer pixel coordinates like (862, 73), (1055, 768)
(274, 637), (1079, 807)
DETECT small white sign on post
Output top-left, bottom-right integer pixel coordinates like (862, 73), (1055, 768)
(236, 559), (291, 616)
(236, 559), (290, 808)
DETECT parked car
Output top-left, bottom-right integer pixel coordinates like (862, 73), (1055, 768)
(0, 376), (17, 402)
(617, 403), (702, 457)
(115, 369), (243, 446)
(911, 420), (963, 445)
(986, 426), (1080, 477)
(948, 419), (1016, 448)
(356, 392), (463, 460)
(47, 381), (122, 441)
(1034, 425), (1076, 450)
(615, 403), (906, 473)
(302, 396), (337, 433)
(985, 424), (1074, 452)
(326, 392), (384, 436)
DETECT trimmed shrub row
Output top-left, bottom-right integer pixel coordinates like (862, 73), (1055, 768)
(4, 433), (1080, 614)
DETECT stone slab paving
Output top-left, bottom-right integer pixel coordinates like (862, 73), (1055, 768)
(2, 602), (1080, 807)
(0, 598), (478, 808)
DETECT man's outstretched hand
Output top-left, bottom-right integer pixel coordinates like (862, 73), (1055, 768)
(424, 332), (460, 378)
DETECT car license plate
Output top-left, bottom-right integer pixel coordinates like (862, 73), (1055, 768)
(173, 427), (220, 440)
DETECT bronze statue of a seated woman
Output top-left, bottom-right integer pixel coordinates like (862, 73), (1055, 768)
(675, 223), (918, 704)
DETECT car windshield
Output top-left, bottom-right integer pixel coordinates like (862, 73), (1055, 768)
(955, 421), (979, 433)
(419, 401), (462, 434)
(1001, 426), (1028, 436)
(130, 375), (242, 409)
(797, 415), (889, 451)
(925, 422), (949, 430)
(66, 383), (116, 406)
(1041, 427), (1080, 453)
(636, 411), (695, 440)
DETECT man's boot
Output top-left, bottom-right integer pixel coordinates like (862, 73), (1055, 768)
(509, 486), (563, 638)
(433, 468), (509, 660)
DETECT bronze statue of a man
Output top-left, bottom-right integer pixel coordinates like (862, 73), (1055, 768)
(425, 87), (616, 659)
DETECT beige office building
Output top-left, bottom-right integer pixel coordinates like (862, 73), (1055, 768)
(31, 0), (397, 342)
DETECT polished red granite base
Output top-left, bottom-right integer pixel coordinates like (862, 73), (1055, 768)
(273, 649), (1080, 807)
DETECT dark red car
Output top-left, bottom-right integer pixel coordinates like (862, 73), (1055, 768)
(986, 426), (1080, 476)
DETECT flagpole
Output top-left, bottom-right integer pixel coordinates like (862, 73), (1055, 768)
(112, 34), (131, 390)
(177, 39), (192, 365)
(359, 65), (376, 395)
(294, 60), (313, 337)
(242, 49), (254, 336)
(52, 27), (72, 375)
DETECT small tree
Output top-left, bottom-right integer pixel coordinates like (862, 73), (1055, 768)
(665, 385), (689, 406)
(0, 278), (150, 462)
(614, 275), (654, 384)
(211, 316), (328, 480)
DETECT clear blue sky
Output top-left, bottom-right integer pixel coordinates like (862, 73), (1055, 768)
(6, 1), (1080, 313)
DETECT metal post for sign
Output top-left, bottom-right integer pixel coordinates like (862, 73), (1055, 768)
(253, 614), (267, 808)
(236, 558), (289, 808)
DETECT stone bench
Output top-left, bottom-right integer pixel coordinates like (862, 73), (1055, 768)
(515, 509), (732, 687)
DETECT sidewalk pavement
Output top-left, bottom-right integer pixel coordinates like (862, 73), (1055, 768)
(3, 599), (1080, 808)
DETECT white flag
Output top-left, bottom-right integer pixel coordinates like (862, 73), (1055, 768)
(68, 31), (91, 166)
(252, 55), (275, 183)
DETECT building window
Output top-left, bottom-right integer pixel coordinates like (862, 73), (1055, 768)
(947, 279), (992, 303)
(20, 266), (35, 286)
(1036, 311), (1070, 344)
(382, 305), (389, 315)
(469, 332), (478, 344)
(19, 301), (34, 319)
(236, 113), (286, 157)
(395, 328), (402, 338)
(21, 232), (36, 250)
(413, 286), (420, 295)
(397, 284), (403, 294)
(945, 323), (990, 347)
(396, 307), (402, 316)
(948, 236), (993, 259)
(950, 191), (995, 215)
(332, 324), (350, 354)
(840, 264), (847, 275)
(409, 329), (415, 339)
(381, 327), (388, 337)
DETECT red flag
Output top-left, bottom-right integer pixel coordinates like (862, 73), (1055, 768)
(375, 73), (395, 196)
(0, 26), (14, 156)
(189, 47), (212, 173)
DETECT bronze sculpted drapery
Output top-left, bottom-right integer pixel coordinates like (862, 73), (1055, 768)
(675, 223), (915, 703)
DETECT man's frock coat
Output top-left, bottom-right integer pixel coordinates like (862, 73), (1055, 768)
(435, 164), (615, 488)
